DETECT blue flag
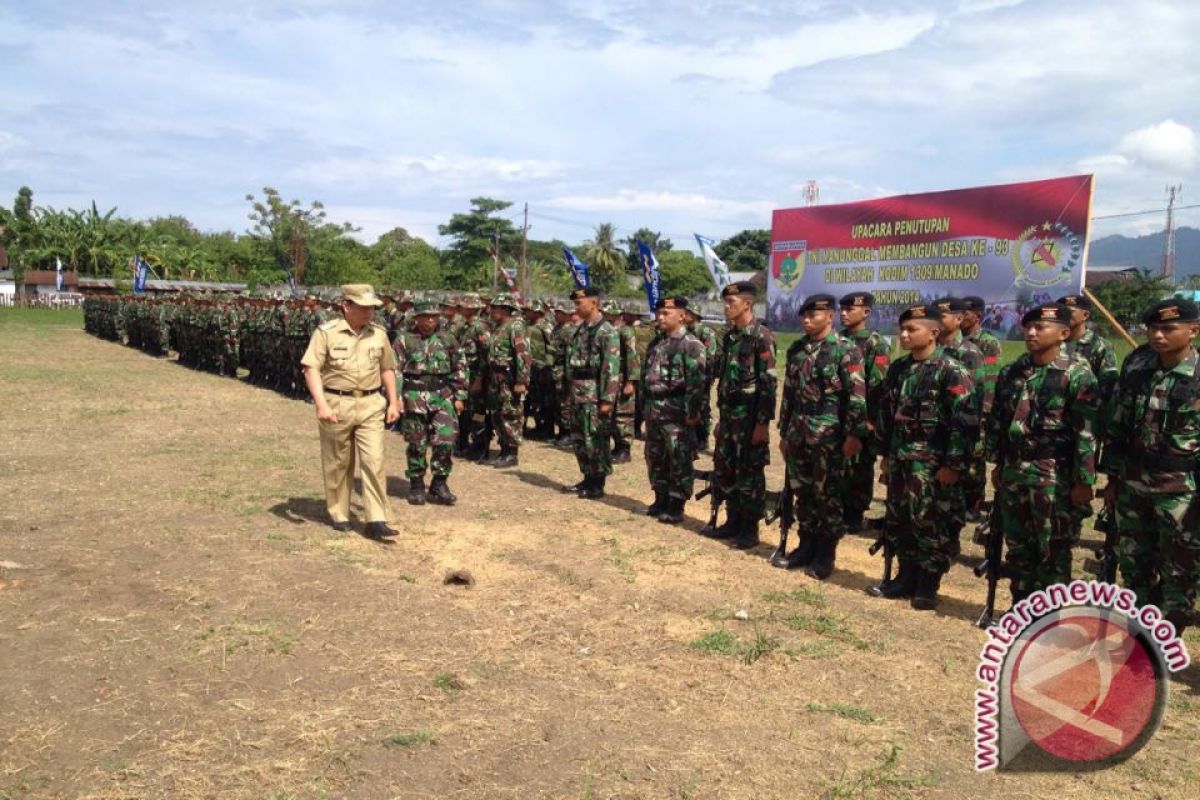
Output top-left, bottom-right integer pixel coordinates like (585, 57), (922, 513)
(637, 240), (661, 313)
(563, 247), (590, 288)
(133, 255), (149, 294)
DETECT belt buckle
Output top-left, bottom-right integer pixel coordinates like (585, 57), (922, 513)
(352, 389), (364, 398)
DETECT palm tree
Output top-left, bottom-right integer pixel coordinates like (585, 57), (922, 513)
(582, 222), (625, 290)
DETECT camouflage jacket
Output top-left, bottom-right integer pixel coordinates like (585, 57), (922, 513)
(844, 327), (891, 415)
(486, 317), (531, 387)
(641, 328), (707, 422)
(717, 319), (776, 425)
(531, 316), (557, 369)
(876, 349), (973, 470)
(1102, 346), (1200, 493)
(567, 317), (620, 405)
(691, 322), (721, 380)
(965, 326), (1002, 417)
(552, 322), (577, 384)
(779, 331), (869, 448)
(617, 323), (641, 383)
(458, 317), (491, 377)
(985, 351), (1098, 487)
(1066, 328), (1119, 436)
(393, 330), (468, 406)
(938, 330), (984, 433)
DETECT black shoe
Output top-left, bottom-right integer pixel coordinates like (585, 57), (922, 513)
(770, 535), (817, 569)
(657, 497), (685, 524)
(842, 511), (864, 532)
(428, 476), (457, 505)
(804, 537), (839, 579)
(875, 560), (918, 599)
(947, 535), (962, 559)
(563, 478), (590, 494)
(579, 476), (606, 499)
(645, 491), (668, 517)
(408, 478), (426, 506)
(612, 447), (631, 464)
(363, 522), (399, 539)
(701, 507), (739, 539)
(555, 435), (574, 449)
(331, 520), (352, 533)
(489, 449), (518, 468)
(732, 514), (760, 550)
(911, 568), (944, 610)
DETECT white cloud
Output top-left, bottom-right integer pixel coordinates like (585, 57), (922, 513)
(289, 154), (565, 191)
(321, 204), (446, 245)
(547, 189), (776, 220)
(1116, 120), (1198, 173)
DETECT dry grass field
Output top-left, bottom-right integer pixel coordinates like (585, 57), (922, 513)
(1, 309), (1197, 799)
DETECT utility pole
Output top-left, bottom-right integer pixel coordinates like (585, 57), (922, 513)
(520, 202), (529, 298)
(803, 179), (820, 206)
(492, 226), (501, 292)
(1162, 184), (1181, 281)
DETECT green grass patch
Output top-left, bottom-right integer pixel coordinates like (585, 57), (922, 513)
(806, 701), (878, 724)
(761, 587), (827, 608)
(689, 629), (740, 656)
(433, 671), (465, 692)
(785, 613), (883, 653)
(690, 627), (780, 664)
(382, 729), (432, 748)
(0, 307), (84, 327)
(821, 744), (936, 800)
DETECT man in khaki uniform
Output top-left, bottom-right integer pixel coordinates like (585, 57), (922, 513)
(302, 284), (401, 539)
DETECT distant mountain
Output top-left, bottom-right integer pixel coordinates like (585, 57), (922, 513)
(1088, 225), (1200, 281)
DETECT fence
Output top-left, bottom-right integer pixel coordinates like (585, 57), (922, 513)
(0, 292), (86, 309)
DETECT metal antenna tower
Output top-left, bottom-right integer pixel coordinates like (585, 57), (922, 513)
(1163, 184), (1181, 280)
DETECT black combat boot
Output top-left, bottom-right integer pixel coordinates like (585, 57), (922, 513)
(804, 536), (839, 580)
(843, 510), (864, 533)
(657, 496), (685, 524)
(580, 474), (606, 499)
(407, 478), (426, 506)
(701, 506), (739, 539)
(873, 558), (918, 599)
(732, 513), (760, 550)
(911, 568), (944, 610)
(645, 491), (668, 517)
(562, 477), (591, 494)
(770, 533), (817, 569)
(469, 440), (491, 463)
(612, 446), (631, 464)
(489, 447), (518, 468)
(555, 433), (574, 449)
(428, 475), (457, 505)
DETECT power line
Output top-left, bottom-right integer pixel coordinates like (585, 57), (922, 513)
(1090, 203), (1200, 221)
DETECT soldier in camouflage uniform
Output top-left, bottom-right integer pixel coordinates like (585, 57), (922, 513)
(641, 297), (707, 523)
(522, 299), (556, 440)
(703, 282), (776, 549)
(393, 300), (469, 505)
(482, 293), (530, 468)
(685, 306), (721, 453)
(1103, 299), (1200, 634)
(562, 287), (621, 499)
(986, 303), (1098, 604)
(873, 304), (974, 609)
(931, 297), (985, 555)
(456, 293), (491, 458)
(552, 303), (580, 448)
(602, 300), (640, 463)
(772, 294), (868, 578)
(962, 296), (1002, 520)
(837, 291), (891, 531)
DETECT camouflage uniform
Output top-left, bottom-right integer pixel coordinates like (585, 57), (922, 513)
(605, 303), (641, 459)
(552, 316), (578, 445)
(523, 302), (557, 439)
(986, 350), (1098, 600)
(1104, 326), (1200, 631)
(937, 328), (985, 548)
(777, 324), (868, 576)
(712, 316), (777, 537)
(566, 312), (621, 492)
(484, 297), (531, 464)
(964, 324), (1002, 516)
(689, 319), (721, 451)
(457, 302), (492, 457)
(842, 326), (891, 523)
(876, 347), (974, 596)
(641, 319), (707, 519)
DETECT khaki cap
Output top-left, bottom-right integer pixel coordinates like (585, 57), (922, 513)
(341, 284), (383, 307)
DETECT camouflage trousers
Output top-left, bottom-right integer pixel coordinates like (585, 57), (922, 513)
(996, 471), (1075, 597)
(787, 443), (846, 543)
(1116, 483), (1200, 623)
(963, 451), (988, 516)
(557, 383), (574, 435)
(612, 388), (636, 450)
(573, 402), (612, 477)
(645, 419), (697, 501)
(463, 371), (488, 447)
(713, 410), (769, 518)
(401, 392), (458, 479)
(487, 378), (524, 450)
(884, 459), (955, 572)
(841, 444), (877, 518)
(697, 379), (714, 450)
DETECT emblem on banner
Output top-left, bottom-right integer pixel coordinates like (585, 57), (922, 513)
(1011, 221), (1082, 288)
(771, 239), (807, 291)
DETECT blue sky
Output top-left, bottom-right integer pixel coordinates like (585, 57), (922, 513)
(2, 0), (1198, 250)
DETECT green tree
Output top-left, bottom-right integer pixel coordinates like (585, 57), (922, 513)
(715, 228), (769, 273)
(438, 197), (520, 289)
(245, 187), (357, 287)
(623, 227), (672, 273)
(1089, 273), (1175, 333)
(582, 223), (625, 290)
(371, 227), (443, 289)
(657, 250), (714, 297)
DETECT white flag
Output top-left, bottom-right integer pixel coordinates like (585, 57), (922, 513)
(694, 234), (732, 289)
(55, 256), (64, 291)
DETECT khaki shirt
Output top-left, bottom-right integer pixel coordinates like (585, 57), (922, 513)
(301, 318), (396, 392)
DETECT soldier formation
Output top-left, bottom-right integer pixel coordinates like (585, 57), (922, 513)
(83, 284), (1200, 634)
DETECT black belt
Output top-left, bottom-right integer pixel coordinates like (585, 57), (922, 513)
(570, 368), (597, 380)
(648, 385), (686, 398)
(402, 374), (449, 390)
(324, 386), (381, 397)
(1130, 449), (1198, 472)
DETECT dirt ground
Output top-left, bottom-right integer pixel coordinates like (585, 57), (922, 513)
(2, 311), (1198, 800)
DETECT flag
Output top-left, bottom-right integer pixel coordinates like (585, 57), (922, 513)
(287, 271), (299, 297)
(562, 247), (590, 288)
(133, 255), (149, 294)
(637, 240), (661, 313)
(55, 256), (64, 291)
(694, 233), (732, 290)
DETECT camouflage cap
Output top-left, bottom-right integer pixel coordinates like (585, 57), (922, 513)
(413, 299), (440, 316)
(490, 292), (520, 310)
(524, 298), (547, 313)
(458, 292), (484, 310)
(395, 290), (414, 304)
(548, 298), (572, 313)
(601, 299), (622, 315)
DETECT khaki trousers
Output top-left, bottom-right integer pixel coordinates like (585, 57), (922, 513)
(319, 393), (391, 523)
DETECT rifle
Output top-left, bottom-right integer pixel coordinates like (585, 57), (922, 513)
(764, 469), (794, 562)
(693, 468), (724, 535)
(1083, 506), (1118, 584)
(866, 518), (896, 597)
(972, 500), (1004, 629)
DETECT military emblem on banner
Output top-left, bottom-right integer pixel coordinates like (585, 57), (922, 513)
(1010, 221), (1082, 288)
(771, 239), (807, 291)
